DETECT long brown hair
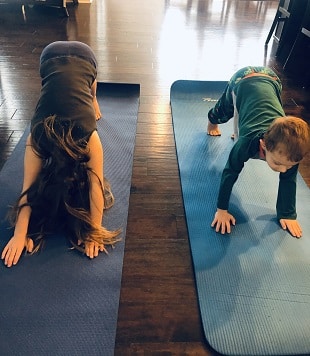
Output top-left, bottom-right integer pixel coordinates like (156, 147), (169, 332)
(9, 115), (121, 253)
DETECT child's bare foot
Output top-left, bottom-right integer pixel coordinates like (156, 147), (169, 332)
(207, 121), (221, 136)
(231, 133), (235, 140)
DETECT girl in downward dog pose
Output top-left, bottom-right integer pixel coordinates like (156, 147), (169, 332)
(1, 41), (120, 268)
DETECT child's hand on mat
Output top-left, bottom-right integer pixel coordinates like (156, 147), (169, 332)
(279, 218), (302, 238)
(1, 236), (34, 267)
(211, 209), (236, 234)
(78, 240), (107, 259)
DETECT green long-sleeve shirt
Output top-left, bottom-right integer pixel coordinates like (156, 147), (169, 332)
(217, 77), (298, 220)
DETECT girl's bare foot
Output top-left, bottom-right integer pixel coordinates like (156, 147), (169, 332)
(207, 121), (221, 136)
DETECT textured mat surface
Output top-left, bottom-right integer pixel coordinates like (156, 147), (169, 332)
(0, 82), (140, 356)
(170, 80), (310, 356)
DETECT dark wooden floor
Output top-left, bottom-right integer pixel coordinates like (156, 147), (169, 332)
(0, 1), (309, 355)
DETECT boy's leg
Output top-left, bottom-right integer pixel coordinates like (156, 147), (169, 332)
(208, 67), (254, 125)
(207, 66), (277, 136)
(208, 82), (234, 128)
(207, 82), (233, 136)
(207, 69), (244, 135)
(232, 92), (239, 140)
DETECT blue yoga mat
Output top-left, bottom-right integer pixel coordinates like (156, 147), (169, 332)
(170, 80), (310, 356)
(0, 83), (140, 356)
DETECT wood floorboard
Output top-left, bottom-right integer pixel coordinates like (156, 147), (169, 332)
(0, 1), (309, 355)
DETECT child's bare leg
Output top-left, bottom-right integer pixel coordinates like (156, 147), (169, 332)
(91, 79), (102, 120)
(207, 120), (221, 136)
(93, 97), (102, 121)
(103, 178), (115, 210)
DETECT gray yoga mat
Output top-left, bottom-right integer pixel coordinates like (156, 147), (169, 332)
(0, 82), (140, 356)
(170, 80), (310, 356)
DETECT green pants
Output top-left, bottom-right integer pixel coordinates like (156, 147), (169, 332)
(208, 66), (282, 124)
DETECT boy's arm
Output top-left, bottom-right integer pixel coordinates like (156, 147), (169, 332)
(213, 139), (250, 233)
(1, 134), (42, 267)
(276, 165), (302, 237)
(276, 164), (298, 219)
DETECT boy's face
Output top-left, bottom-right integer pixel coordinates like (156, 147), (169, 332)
(260, 139), (299, 173)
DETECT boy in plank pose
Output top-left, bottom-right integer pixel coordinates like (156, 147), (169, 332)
(207, 66), (309, 238)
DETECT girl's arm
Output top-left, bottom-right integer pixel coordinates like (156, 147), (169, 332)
(1, 134), (43, 267)
(84, 130), (105, 258)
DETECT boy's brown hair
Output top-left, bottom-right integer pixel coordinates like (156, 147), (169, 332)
(264, 116), (310, 162)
